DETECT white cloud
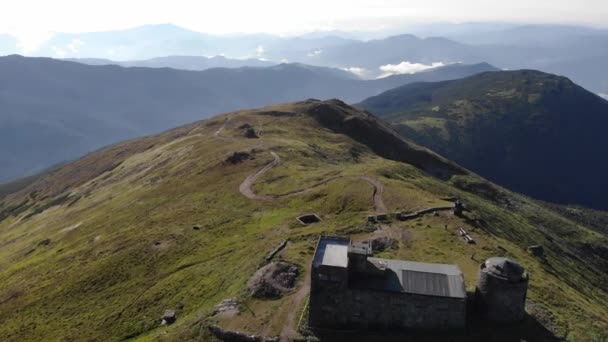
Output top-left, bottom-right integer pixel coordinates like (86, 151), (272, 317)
(341, 66), (369, 78)
(307, 49), (322, 57)
(51, 45), (67, 58)
(10, 29), (54, 54)
(256, 45), (265, 57)
(378, 61), (446, 78)
(599, 93), (608, 99)
(66, 38), (84, 54)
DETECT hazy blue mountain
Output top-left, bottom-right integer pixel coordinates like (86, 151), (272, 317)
(444, 24), (608, 47)
(2, 23), (606, 93)
(65, 55), (276, 70)
(315, 34), (478, 69)
(303, 31), (608, 94)
(30, 24), (354, 61)
(359, 70), (608, 208)
(0, 55), (493, 182)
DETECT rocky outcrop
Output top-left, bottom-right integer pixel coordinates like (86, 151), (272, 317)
(160, 309), (176, 325)
(247, 262), (299, 299)
(208, 325), (278, 342)
(527, 245), (544, 257)
(212, 298), (240, 317)
(369, 237), (398, 252)
(225, 152), (253, 164)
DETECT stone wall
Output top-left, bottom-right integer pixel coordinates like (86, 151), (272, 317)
(477, 271), (528, 321)
(309, 282), (466, 330)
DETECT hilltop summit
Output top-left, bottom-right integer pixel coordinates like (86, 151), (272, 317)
(359, 70), (608, 209)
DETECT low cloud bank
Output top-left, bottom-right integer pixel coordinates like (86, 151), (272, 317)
(341, 66), (368, 78)
(599, 93), (608, 100)
(307, 49), (322, 57)
(378, 61), (446, 78)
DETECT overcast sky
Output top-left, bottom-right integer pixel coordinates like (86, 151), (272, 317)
(2, 0), (608, 50)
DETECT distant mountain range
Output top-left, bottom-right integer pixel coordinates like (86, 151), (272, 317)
(359, 70), (608, 209)
(2, 23), (607, 93)
(64, 55), (276, 70)
(0, 55), (494, 182)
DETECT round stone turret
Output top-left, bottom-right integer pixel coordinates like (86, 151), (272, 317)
(476, 257), (528, 322)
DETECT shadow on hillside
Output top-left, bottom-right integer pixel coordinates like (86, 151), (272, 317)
(311, 313), (560, 342)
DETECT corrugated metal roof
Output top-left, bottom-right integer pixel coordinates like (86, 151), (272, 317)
(312, 236), (466, 298)
(365, 257), (466, 298)
(401, 271), (451, 297)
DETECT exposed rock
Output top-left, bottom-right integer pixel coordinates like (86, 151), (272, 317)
(243, 127), (259, 139)
(225, 152), (253, 164)
(193, 224), (202, 230)
(247, 262), (299, 299)
(160, 309), (176, 325)
(527, 245), (544, 257)
(368, 237), (398, 252)
(38, 239), (51, 247)
(208, 325), (279, 342)
(212, 298), (240, 317)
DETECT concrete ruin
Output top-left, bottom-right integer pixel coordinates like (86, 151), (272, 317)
(308, 236), (467, 330)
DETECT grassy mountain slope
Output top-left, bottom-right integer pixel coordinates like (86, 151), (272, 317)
(358, 70), (608, 209)
(0, 55), (493, 183)
(0, 100), (606, 341)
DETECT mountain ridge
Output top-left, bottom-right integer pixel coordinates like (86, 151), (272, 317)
(0, 99), (606, 341)
(0, 55), (495, 183)
(358, 69), (608, 209)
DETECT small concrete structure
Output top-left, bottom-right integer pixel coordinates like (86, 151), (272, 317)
(476, 257), (528, 322)
(309, 236), (467, 330)
(297, 214), (321, 225)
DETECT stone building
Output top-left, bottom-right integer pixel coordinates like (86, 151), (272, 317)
(476, 257), (528, 322)
(309, 236), (467, 330)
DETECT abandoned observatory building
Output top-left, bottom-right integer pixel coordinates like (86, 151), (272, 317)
(309, 236), (467, 330)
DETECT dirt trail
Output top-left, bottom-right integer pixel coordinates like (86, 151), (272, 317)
(238, 152), (388, 215)
(279, 264), (311, 342)
(215, 115), (388, 340)
(239, 152), (282, 200)
(213, 117), (230, 137)
(360, 176), (387, 214)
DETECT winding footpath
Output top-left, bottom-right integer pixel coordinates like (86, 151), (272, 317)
(237, 152), (386, 213)
(214, 116), (388, 341)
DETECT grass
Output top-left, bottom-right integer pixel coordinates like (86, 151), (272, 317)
(0, 101), (606, 341)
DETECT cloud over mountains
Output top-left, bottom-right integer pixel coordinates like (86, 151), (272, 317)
(379, 61), (446, 77)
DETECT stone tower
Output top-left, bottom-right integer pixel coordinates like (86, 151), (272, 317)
(476, 257), (528, 321)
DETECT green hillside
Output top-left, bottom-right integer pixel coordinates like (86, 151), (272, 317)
(358, 70), (608, 209)
(0, 100), (606, 341)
